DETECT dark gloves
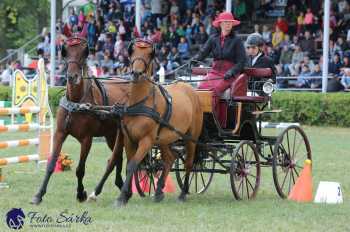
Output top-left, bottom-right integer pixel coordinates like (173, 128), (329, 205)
(224, 70), (235, 80)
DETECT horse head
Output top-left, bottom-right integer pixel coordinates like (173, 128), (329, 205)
(62, 36), (89, 102)
(128, 38), (155, 81)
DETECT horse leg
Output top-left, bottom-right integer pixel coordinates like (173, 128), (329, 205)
(178, 141), (196, 202)
(106, 132), (124, 190)
(115, 137), (153, 207)
(88, 131), (124, 201)
(31, 130), (68, 205)
(154, 145), (175, 203)
(76, 137), (92, 202)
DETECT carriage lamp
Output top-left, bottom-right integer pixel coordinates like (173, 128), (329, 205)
(262, 81), (274, 95)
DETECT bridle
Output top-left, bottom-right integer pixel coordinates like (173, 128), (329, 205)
(129, 39), (154, 82)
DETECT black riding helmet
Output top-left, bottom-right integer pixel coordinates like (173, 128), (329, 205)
(245, 33), (265, 48)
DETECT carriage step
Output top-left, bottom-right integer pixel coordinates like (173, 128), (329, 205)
(252, 109), (282, 115)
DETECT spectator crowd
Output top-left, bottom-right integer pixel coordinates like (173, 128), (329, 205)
(1, 0), (350, 91)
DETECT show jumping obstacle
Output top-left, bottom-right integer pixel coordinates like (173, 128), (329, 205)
(0, 58), (53, 189)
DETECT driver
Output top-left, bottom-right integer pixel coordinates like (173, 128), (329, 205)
(194, 11), (246, 125)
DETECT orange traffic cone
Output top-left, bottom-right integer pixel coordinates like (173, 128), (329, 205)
(288, 159), (313, 202)
(132, 172), (176, 194)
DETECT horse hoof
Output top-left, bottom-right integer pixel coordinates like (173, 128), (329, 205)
(177, 194), (187, 203)
(30, 196), (42, 205)
(153, 193), (165, 203)
(87, 192), (97, 202)
(77, 191), (87, 202)
(114, 198), (127, 208)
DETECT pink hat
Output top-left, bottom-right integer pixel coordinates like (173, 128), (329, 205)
(213, 12), (240, 28)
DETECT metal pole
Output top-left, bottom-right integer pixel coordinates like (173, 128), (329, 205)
(226, 0), (232, 12)
(50, 0), (57, 87)
(322, 0), (330, 93)
(135, 0), (141, 36)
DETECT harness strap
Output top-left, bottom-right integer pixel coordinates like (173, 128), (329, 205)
(92, 77), (109, 105)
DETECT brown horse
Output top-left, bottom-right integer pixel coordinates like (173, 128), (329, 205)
(110, 39), (203, 206)
(31, 37), (129, 205)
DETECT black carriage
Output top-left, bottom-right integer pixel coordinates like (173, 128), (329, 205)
(133, 67), (312, 200)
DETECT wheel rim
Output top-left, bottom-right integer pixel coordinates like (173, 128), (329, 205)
(272, 126), (312, 198)
(134, 149), (163, 197)
(175, 149), (215, 194)
(230, 141), (260, 200)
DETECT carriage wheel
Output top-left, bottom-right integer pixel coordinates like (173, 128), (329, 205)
(134, 148), (163, 197)
(174, 147), (215, 194)
(230, 140), (261, 200)
(272, 125), (312, 198)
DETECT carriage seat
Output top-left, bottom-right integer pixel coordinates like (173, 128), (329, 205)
(192, 67), (272, 103)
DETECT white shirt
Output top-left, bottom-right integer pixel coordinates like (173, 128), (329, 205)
(252, 52), (263, 66)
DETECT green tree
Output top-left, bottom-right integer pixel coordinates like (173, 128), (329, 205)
(0, 0), (51, 58)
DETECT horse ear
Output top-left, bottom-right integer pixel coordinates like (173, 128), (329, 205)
(61, 45), (67, 58)
(128, 42), (134, 56)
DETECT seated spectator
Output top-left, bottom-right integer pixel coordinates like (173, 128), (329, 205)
(177, 37), (190, 60)
(327, 76), (345, 92)
(234, 0), (247, 20)
(329, 53), (343, 76)
(279, 45), (293, 75)
(296, 11), (304, 35)
(113, 55), (129, 75)
(100, 51), (114, 72)
(253, 24), (260, 34)
(262, 25), (272, 44)
(296, 64), (312, 88)
(336, 37), (349, 53)
(304, 8), (314, 32)
(300, 31), (316, 56)
(340, 68), (350, 90)
(167, 47), (181, 65)
(1, 61), (16, 86)
(193, 25), (208, 50)
(310, 63), (322, 88)
(274, 17), (288, 34)
(272, 26), (285, 48)
(329, 40), (343, 59)
(289, 45), (304, 76)
(55, 63), (66, 86)
(87, 52), (100, 68)
(103, 34), (115, 58)
(279, 34), (292, 49)
(158, 46), (169, 62)
(114, 34), (126, 58)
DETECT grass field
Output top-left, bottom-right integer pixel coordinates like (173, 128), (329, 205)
(0, 126), (349, 232)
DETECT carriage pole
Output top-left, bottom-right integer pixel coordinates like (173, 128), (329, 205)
(322, 0), (330, 93)
(225, 0), (232, 12)
(50, 0), (57, 87)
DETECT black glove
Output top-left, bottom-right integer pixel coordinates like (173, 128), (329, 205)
(224, 70), (234, 80)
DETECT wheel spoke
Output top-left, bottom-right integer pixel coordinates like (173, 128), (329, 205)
(286, 131), (291, 156)
(288, 169), (292, 193)
(200, 172), (206, 187)
(237, 178), (243, 195)
(291, 168), (296, 184)
(293, 137), (304, 160)
(281, 168), (290, 190)
(195, 172), (198, 193)
(246, 177), (255, 192)
(293, 167), (300, 177)
(245, 178), (250, 199)
(292, 129), (297, 160)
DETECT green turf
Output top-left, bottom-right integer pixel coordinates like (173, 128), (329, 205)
(0, 126), (349, 232)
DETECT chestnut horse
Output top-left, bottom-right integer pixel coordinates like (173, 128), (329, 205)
(111, 39), (203, 206)
(31, 37), (129, 205)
